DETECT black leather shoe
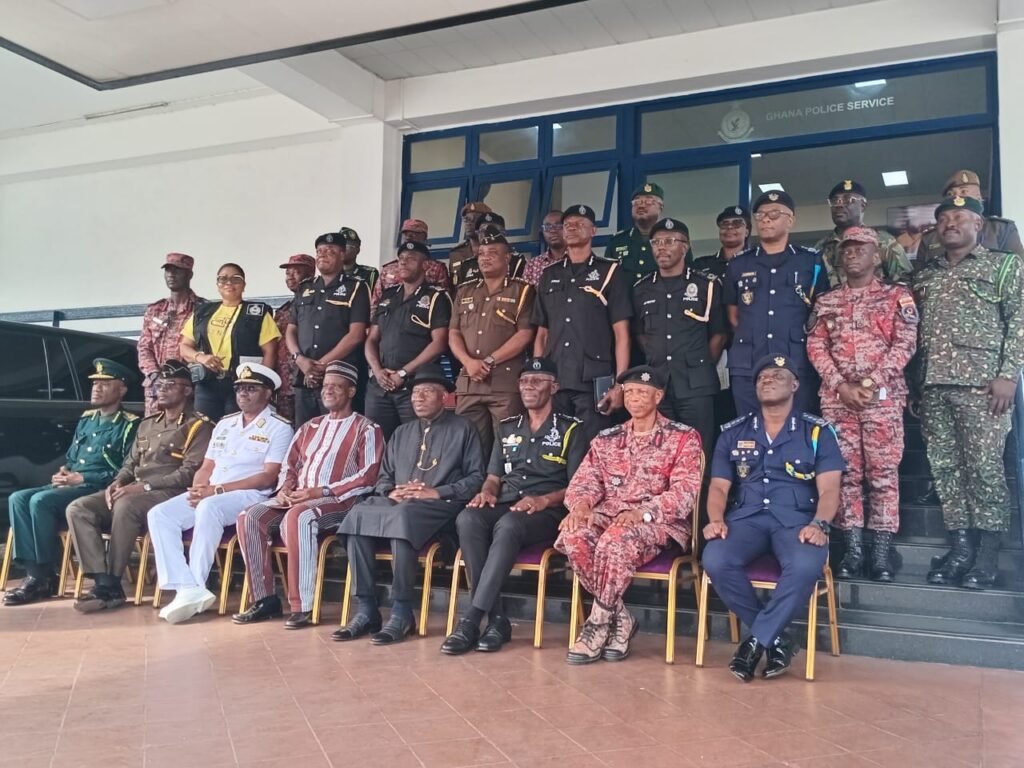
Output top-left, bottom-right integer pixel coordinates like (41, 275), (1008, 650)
(476, 616), (512, 653)
(763, 636), (799, 679)
(728, 636), (765, 683)
(837, 527), (864, 579)
(870, 531), (899, 583)
(284, 610), (313, 630)
(963, 531), (1001, 590)
(927, 529), (974, 585)
(440, 617), (480, 655)
(370, 613), (416, 645)
(332, 612), (382, 642)
(74, 584), (126, 613)
(232, 595), (283, 624)
(3, 575), (55, 606)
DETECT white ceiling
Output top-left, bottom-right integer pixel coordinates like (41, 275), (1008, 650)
(0, 0), (540, 83)
(338, 0), (884, 80)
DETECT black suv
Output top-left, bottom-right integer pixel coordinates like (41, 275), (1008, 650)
(0, 321), (144, 518)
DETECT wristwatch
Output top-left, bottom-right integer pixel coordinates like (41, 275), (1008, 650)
(214, 485), (226, 496)
(860, 377), (876, 390)
(321, 486), (332, 498)
(642, 512), (654, 523)
(484, 355), (497, 367)
(397, 369), (408, 380)
(811, 519), (830, 533)
(143, 482), (153, 492)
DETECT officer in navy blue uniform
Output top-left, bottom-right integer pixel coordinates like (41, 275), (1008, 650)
(702, 354), (844, 681)
(722, 191), (829, 416)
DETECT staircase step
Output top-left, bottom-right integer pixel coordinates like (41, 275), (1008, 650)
(835, 572), (1024, 622)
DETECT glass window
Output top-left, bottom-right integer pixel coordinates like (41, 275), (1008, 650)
(45, 337), (77, 401)
(0, 329), (48, 400)
(548, 169), (618, 236)
(646, 166), (742, 257)
(409, 136), (466, 173)
(409, 186), (463, 242)
(480, 126), (538, 165)
(642, 67), (989, 153)
(477, 178), (535, 232)
(749, 128), (994, 255)
(64, 334), (145, 404)
(553, 116), (617, 156)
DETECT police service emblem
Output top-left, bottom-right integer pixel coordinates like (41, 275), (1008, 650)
(665, 220), (674, 230)
(641, 372), (651, 382)
(718, 105), (754, 142)
(843, 180), (853, 191)
(774, 356), (785, 367)
(685, 283), (699, 299)
(741, 289), (754, 306)
(737, 460), (750, 478)
(531, 360), (542, 370)
(768, 192), (779, 202)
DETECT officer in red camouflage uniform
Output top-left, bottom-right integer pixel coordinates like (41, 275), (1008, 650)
(138, 253), (203, 415)
(371, 219), (451, 310)
(274, 254), (315, 424)
(806, 227), (918, 582)
(557, 366), (703, 664)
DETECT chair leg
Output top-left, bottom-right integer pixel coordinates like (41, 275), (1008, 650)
(445, 551), (462, 637)
(57, 532), (74, 597)
(218, 539), (237, 615)
(340, 562), (352, 626)
(728, 612), (740, 644)
(534, 552), (553, 649)
(695, 572), (710, 667)
(569, 572), (581, 649)
(666, 562), (681, 665)
(273, 551), (288, 596)
(239, 572), (250, 614)
(806, 582), (819, 681)
(135, 535), (150, 606)
(825, 568), (840, 657)
(74, 560), (85, 599)
(0, 528), (13, 591)
(419, 545), (439, 637)
(312, 537), (336, 626)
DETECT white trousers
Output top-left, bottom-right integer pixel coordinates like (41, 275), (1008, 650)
(147, 489), (268, 591)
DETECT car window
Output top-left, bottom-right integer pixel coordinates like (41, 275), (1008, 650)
(45, 337), (78, 401)
(64, 335), (145, 404)
(0, 328), (49, 400)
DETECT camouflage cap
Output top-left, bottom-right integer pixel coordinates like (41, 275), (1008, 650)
(279, 253), (315, 271)
(839, 226), (880, 247)
(631, 182), (664, 200)
(400, 218), (428, 235)
(943, 169), (981, 195)
(935, 195), (984, 218)
(162, 252), (194, 271)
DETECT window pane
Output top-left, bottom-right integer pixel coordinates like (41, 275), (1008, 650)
(478, 178), (534, 231)
(409, 186), (462, 241)
(549, 170), (618, 236)
(0, 330), (48, 400)
(646, 166), (742, 256)
(409, 136), (466, 173)
(480, 126), (538, 165)
(553, 116), (617, 156)
(642, 67), (988, 153)
(45, 338), (77, 401)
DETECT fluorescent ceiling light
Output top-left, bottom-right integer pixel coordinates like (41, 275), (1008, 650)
(758, 183), (784, 192)
(750, 153), (762, 158)
(553, 123), (563, 129)
(854, 79), (887, 88)
(882, 170), (909, 186)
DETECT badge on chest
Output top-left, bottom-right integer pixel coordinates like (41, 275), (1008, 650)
(731, 440), (760, 479)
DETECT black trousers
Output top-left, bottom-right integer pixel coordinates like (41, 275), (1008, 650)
(553, 388), (612, 445)
(364, 380), (415, 441)
(294, 387), (326, 428)
(194, 377), (238, 421)
(659, 393), (715, 465)
(455, 503), (562, 615)
(347, 534), (419, 605)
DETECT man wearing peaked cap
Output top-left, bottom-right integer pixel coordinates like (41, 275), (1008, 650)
(815, 179), (910, 287)
(701, 353), (845, 681)
(453, 215), (527, 287)
(145, 361), (293, 624)
(448, 201), (495, 282)
(723, 188), (830, 417)
(337, 227), (380, 294)
(605, 182), (664, 282)
(67, 360), (214, 613)
(138, 252), (204, 416)
(234, 359), (383, 630)
(916, 170), (1023, 260)
(442, 356), (587, 655)
(5, 360), (140, 607)
(911, 193), (1024, 591)
(372, 238), (451, 310)
(273, 254), (317, 424)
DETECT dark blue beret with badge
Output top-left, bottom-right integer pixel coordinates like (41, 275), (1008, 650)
(752, 190), (796, 213)
(827, 179), (867, 199)
(617, 365), (667, 390)
(650, 217), (690, 238)
(521, 357), (557, 378)
(397, 240), (430, 257)
(315, 231), (344, 249)
(475, 212), (506, 229)
(716, 205), (750, 226)
(562, 204), (596, 224)
(753, 354), (799, 380)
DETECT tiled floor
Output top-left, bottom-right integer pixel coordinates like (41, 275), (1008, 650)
(0, 598), (1021, 768)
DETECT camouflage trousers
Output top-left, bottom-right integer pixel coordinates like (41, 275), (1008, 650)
(920, 385), (1012, 532)
(823, 404), (904, 533)
(556, 517), (667, 606)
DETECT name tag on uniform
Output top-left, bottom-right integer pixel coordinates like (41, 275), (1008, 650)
(461, 297), (474, 305)
(248, 434), (270, 443)
(737, 440), (756, 449)
(496, 296), (516, 303)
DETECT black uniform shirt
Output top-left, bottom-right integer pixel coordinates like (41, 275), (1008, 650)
(373, 283), (452, 370)
(487, 412), (586, 505)
(291, 273), (371, 363)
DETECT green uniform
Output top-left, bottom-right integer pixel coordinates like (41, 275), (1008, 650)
(605, 227), (655, 282)
(8, 409), (139, 568)
(344, 263), (380, 294)
(912, 245), (1024, 532)
(816, 227), (911, 287)
(917, 216), (1024, 264)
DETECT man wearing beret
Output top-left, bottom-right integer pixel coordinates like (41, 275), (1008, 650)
(448, 201), (493, 283)
(605, 182), (664, 283)
(233, 362), (383, 629)
(286, 232), (371, 427)
(807, 228), (918, 581)
(450, 230), (537, 457)
(723, 190), (830, 417)
(916, 170), (1023, 261)
(702, 355), (844, 681)
(339, 227), (380, 294)
(335, 364), (484, 644)
(5, 360), (140, 606)
(147, 364), (293, 623)
(366, 241), (453, 439)
(557, 366), (703, 664)
(442, 357), (586, 655)
(815, 179), (911, 287)
(692, 207), (751, 280)
(138, 253), (204, 416)
(66, 361), (213, 612)
(913, 195), (1023, 590)
(632, 217), (727, 457)
(454, 215), (528, 287)
(533, 204), (633, 441)
(274, 254), (316, 424)
(372, 220), (452, 310)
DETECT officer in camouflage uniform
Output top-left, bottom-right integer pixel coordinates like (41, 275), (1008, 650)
(815, 179), (911, 286)
(605, 182), (664, 283)
(339, 227), (380, 294)
(913, 195), (1024, 590)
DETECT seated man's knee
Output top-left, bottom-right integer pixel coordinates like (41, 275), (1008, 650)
(701, 538), (741, 576)
(784, 547), (828, 582)
(491, 513), (528, 547)
(65, 499), (85, 525)
(456, 507), (488, 539)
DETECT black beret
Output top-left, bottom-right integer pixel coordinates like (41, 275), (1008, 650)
(521, 357), (557, 377)
(617, 365), (667, 389)
(935, 195), (984, 218)
(562, 204), (596, 223)
(716, 206), (750, 226)
(159, 359), (191, 381)
(397, 240), (430, 257)
(649, 218), (690, 238)
(753, 354), (799, 380)
(315, 232), (345, 248)
(475, 212), (506, 229)
(411, 363), (455, 392)
(478, 226), (510, 247)
(752, 190), (796, 213)
(340, 227), (361, 243)
(827, 179), (867, 199)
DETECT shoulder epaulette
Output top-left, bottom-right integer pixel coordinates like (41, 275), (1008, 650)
(509, 276), (530, 286)
(382, 282), (403, 295)
(555, 413), (583, 425)
(664, 420), (695, 432)
(191, 412), (214, 424)
(123, 412), (140, 422)
(593, 254), (618, 264)
(801, 413), (831, 427)
(988, 215), (1014, 223)
(720, 413), (754, 432)
(81, 408), (98, 417)
(541, 259), (563, 272)
(217, 413), (239, 423)
(633, 272), (656, 288)
(271, 413), (292, 424)
(596, 424), (624, 437)
(297, 275), (315, 286)
(498, 415), (520, 423)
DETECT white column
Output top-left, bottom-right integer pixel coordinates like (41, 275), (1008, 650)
(997, 0), (1024, 218)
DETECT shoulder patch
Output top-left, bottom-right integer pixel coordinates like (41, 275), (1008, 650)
(719, 413), (754, 433)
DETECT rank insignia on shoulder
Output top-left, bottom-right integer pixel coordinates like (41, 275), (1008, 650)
(597, 424), (624, 437)
(271, 413), (292, 424)
(124, 412), (140, 421)
(897, 295), (919, 323)
(801, 413), (831, 427)
(720, 413), (753, 432)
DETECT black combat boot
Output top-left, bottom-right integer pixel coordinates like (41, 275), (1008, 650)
(837, 527), (864, 579)
(870, 531), (897, 582)
(926, 529), (974, 585)
(962, 531), (1000, 590)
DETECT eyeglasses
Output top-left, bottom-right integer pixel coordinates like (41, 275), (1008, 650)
(216, 275), (244, 285)
(155, 380), (186, 390)
(235, 384), (263, 394)
(718, 219), (747, 229)
(828, 194), (866, 207)
(541, 223), (563, 231)
(650, 238), (689, 247)
(562, 220), (588, 230)
(753, 210), (792, 222)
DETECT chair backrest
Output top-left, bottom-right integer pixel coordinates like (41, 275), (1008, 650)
(688, 452), (707, 559)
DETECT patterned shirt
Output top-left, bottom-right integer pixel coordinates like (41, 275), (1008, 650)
(522, 248), (564, 286)
(137, 291), (203, 375)
(274, 301), (295, 402)
(279, 412), (383, 501)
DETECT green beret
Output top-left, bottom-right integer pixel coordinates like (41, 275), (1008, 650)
(631, 182), (664, 200)
(935, 195), (984, 218)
